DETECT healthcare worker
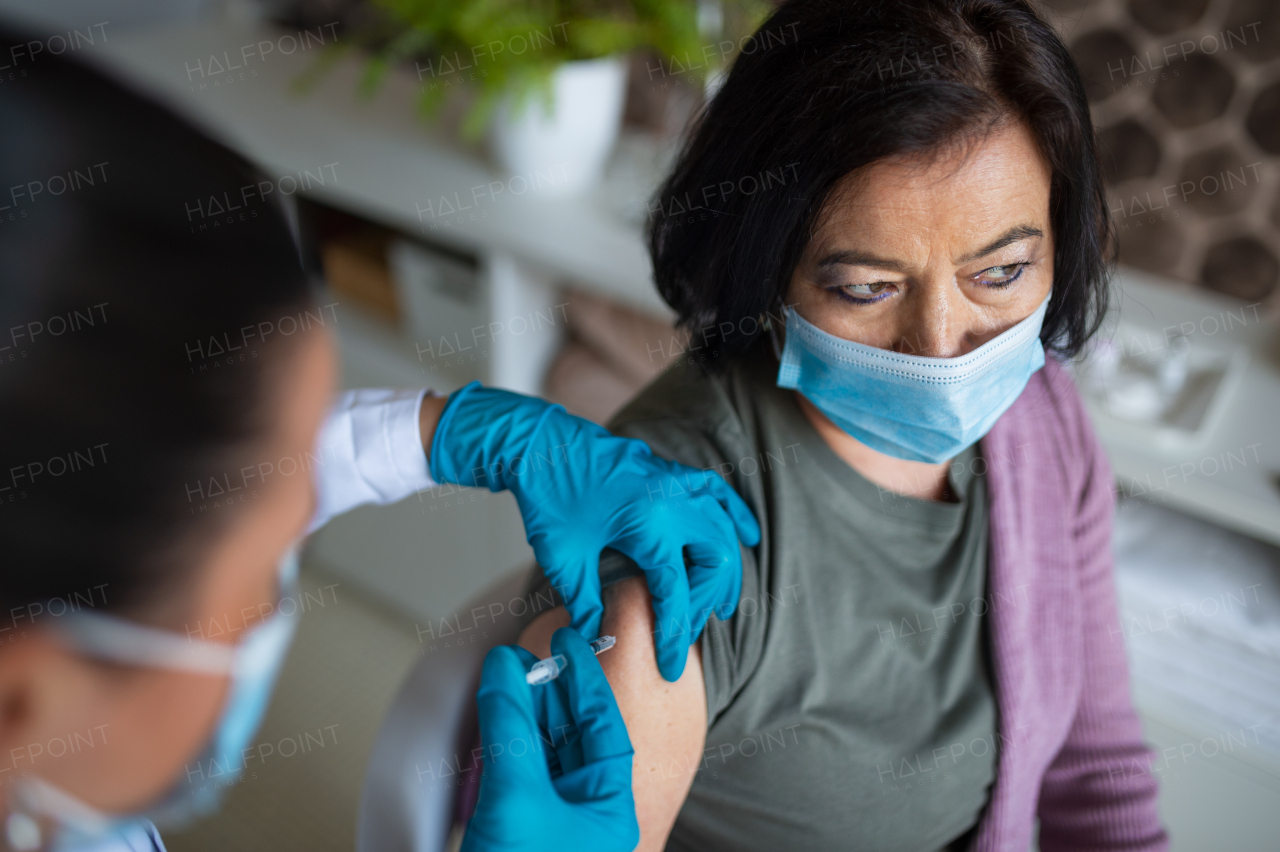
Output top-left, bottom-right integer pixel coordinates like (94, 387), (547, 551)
(0, 30), (757, 852)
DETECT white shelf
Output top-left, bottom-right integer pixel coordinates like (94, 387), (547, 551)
(89, 16), (675, 320)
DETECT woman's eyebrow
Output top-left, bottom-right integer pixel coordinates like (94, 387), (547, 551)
(957, 224), (1045, 263)
(815, 225), (1045, 271)
(816, 249), (906, 272)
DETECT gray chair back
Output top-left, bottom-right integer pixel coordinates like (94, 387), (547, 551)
(356, 567), (532, 852)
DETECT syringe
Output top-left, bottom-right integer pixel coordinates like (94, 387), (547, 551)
(525, 635), (616, 685)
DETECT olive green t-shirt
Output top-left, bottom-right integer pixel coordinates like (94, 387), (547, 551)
(532, 340), (998, 851)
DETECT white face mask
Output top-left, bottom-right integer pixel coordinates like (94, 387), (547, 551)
(4, 550), (301, 852)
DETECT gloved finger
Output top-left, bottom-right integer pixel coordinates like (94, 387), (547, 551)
(539, 553), (604, 641)
(616, 538), (691, 682)
(549, 754), (638, 822)
(703, 473), (761, 547)
(675, 491), (742, 619)
(516, 642), (575, 769)
(474, 645), (552, 791)
(511, 645), (541, 668)
(549, 628), (633, 766)
(684, 539), (741, 625)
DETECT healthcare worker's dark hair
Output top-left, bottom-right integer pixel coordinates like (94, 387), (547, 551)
(648, 0), (1113, 366)
(0, 26), (316, 620)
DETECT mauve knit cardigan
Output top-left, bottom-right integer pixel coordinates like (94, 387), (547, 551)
(971, 357), (1167, 851)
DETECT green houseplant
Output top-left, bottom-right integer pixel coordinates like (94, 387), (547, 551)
(345, 0), (769, 140)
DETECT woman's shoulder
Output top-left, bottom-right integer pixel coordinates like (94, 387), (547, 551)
(611, 359), (722, 421)
(606, 350), (762, 467)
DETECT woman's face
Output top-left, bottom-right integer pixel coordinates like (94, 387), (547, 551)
(0, 327), (335, 817)
(785, 120), (1054, 356)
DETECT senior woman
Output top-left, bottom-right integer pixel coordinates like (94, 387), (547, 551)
(518, 0), (1168, 850)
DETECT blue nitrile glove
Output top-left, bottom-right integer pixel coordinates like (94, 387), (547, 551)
(430, 382), (761, 681)
(461, 628), (638, 852)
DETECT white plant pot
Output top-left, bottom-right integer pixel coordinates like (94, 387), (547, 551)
(487, 56), (628, 197)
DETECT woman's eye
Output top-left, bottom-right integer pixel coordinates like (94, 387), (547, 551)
(830, 281), (896, 304)
(848, 282), (888, 296)
(976, 264), (1026, 288)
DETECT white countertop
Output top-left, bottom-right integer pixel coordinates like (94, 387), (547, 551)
(1095, 269), (1280, 546)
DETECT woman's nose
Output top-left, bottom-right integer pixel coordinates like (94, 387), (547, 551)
(896, 287), (969, 358)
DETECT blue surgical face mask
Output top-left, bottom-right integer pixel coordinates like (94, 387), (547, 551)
(776, 295), (1051, 464)
(5, 550), (301, 852)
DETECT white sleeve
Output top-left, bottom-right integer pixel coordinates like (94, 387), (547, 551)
(307, 388), (440, 534)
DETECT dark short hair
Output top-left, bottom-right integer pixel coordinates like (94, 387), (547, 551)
(0, 25), (314, 618)
(648, 0), (1113, 365)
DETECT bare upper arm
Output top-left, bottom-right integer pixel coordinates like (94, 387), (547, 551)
(518, 577), (707, 852)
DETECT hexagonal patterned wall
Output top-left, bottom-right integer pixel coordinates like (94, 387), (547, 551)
(1042, 0), (1280, 307)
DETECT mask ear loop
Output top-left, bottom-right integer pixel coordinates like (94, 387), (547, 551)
(53, 611), (236, 674)
(6, 773), (116, 852)
(765, 302), (786, 360)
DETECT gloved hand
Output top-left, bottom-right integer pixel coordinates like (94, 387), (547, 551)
(460, 628), (638, 852)
(430, 382), (760, 681)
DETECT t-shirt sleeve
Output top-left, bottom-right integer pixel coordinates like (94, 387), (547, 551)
(513, 375), (768, 730)
(588, 534), (760, 725)
(607, 413), (768, 727)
